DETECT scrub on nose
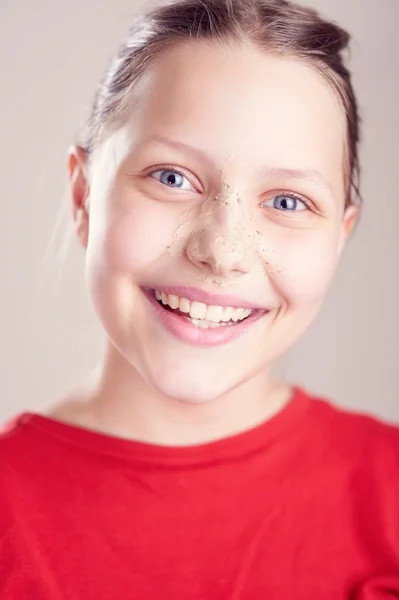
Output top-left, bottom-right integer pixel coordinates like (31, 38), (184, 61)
(167, 168), (280, 284)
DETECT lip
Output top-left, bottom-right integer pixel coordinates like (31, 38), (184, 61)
(147, 285), (266, 310)
(143, 288), (268, 348)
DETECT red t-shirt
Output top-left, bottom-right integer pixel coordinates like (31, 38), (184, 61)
(0, 388), (399, 599)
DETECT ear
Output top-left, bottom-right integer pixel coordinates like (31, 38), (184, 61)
(68, 146), (90, 249)
(337, 203), (360, 258)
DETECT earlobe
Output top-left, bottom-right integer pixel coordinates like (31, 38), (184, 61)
(74, 207), (90, 248)
(68, 146), (90, 249)
(338, 204), (359, 257)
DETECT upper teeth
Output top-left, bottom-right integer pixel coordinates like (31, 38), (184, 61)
(155, 290), (252, 323)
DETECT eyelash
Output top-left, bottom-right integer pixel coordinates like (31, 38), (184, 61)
(263, 191), (311, 211)
(147, 166), (199, 191)
(146, 167), (313, 211)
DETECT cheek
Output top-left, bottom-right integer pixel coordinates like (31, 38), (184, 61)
(272, 228), (340, 305)
(87, 196), (178, 275)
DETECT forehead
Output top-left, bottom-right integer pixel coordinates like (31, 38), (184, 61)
(122, 41), (346, 195)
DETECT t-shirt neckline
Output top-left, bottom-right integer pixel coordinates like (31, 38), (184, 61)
(18, 386), (311, 467)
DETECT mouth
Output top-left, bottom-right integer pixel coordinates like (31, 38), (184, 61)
(143, 287), (268, 347)
(152, 289), (254, 329)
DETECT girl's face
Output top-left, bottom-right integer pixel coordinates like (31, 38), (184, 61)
(70, 42), (357, 403)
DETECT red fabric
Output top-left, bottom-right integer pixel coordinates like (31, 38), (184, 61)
(1, 388), (399, 599)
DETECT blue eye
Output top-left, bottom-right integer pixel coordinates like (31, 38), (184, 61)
(264, 194), (307, 212)
(150, 169), (195, 191)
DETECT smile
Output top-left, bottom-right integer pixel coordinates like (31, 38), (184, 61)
(154, 289), (252, 329)
(143, 287), (268, 347)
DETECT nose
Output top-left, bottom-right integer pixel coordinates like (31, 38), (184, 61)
(185, 203), (255, 278)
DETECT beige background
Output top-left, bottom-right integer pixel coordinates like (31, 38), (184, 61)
(0, 0), (398, 423)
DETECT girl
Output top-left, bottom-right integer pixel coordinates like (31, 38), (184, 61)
(1, 0), (398, 598)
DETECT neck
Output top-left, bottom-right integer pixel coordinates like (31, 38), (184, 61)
(49, 343), (292, 447)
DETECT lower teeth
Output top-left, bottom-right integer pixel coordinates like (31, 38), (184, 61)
(183, 317), (236, 329)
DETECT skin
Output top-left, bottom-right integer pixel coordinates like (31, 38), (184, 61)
(55, 41), (358, 446)
(167, 162), (282, 283)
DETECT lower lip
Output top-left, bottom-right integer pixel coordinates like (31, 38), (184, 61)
(143, 289), (267, 348)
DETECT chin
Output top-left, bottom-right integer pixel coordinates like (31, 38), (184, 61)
(143, 360), (234, 405)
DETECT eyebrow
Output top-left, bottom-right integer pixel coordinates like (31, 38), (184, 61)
(135, 135), (214, 168)
(257, 166), (335, 198)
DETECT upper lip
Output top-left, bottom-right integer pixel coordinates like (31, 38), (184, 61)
(147, 285), (267, 310)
